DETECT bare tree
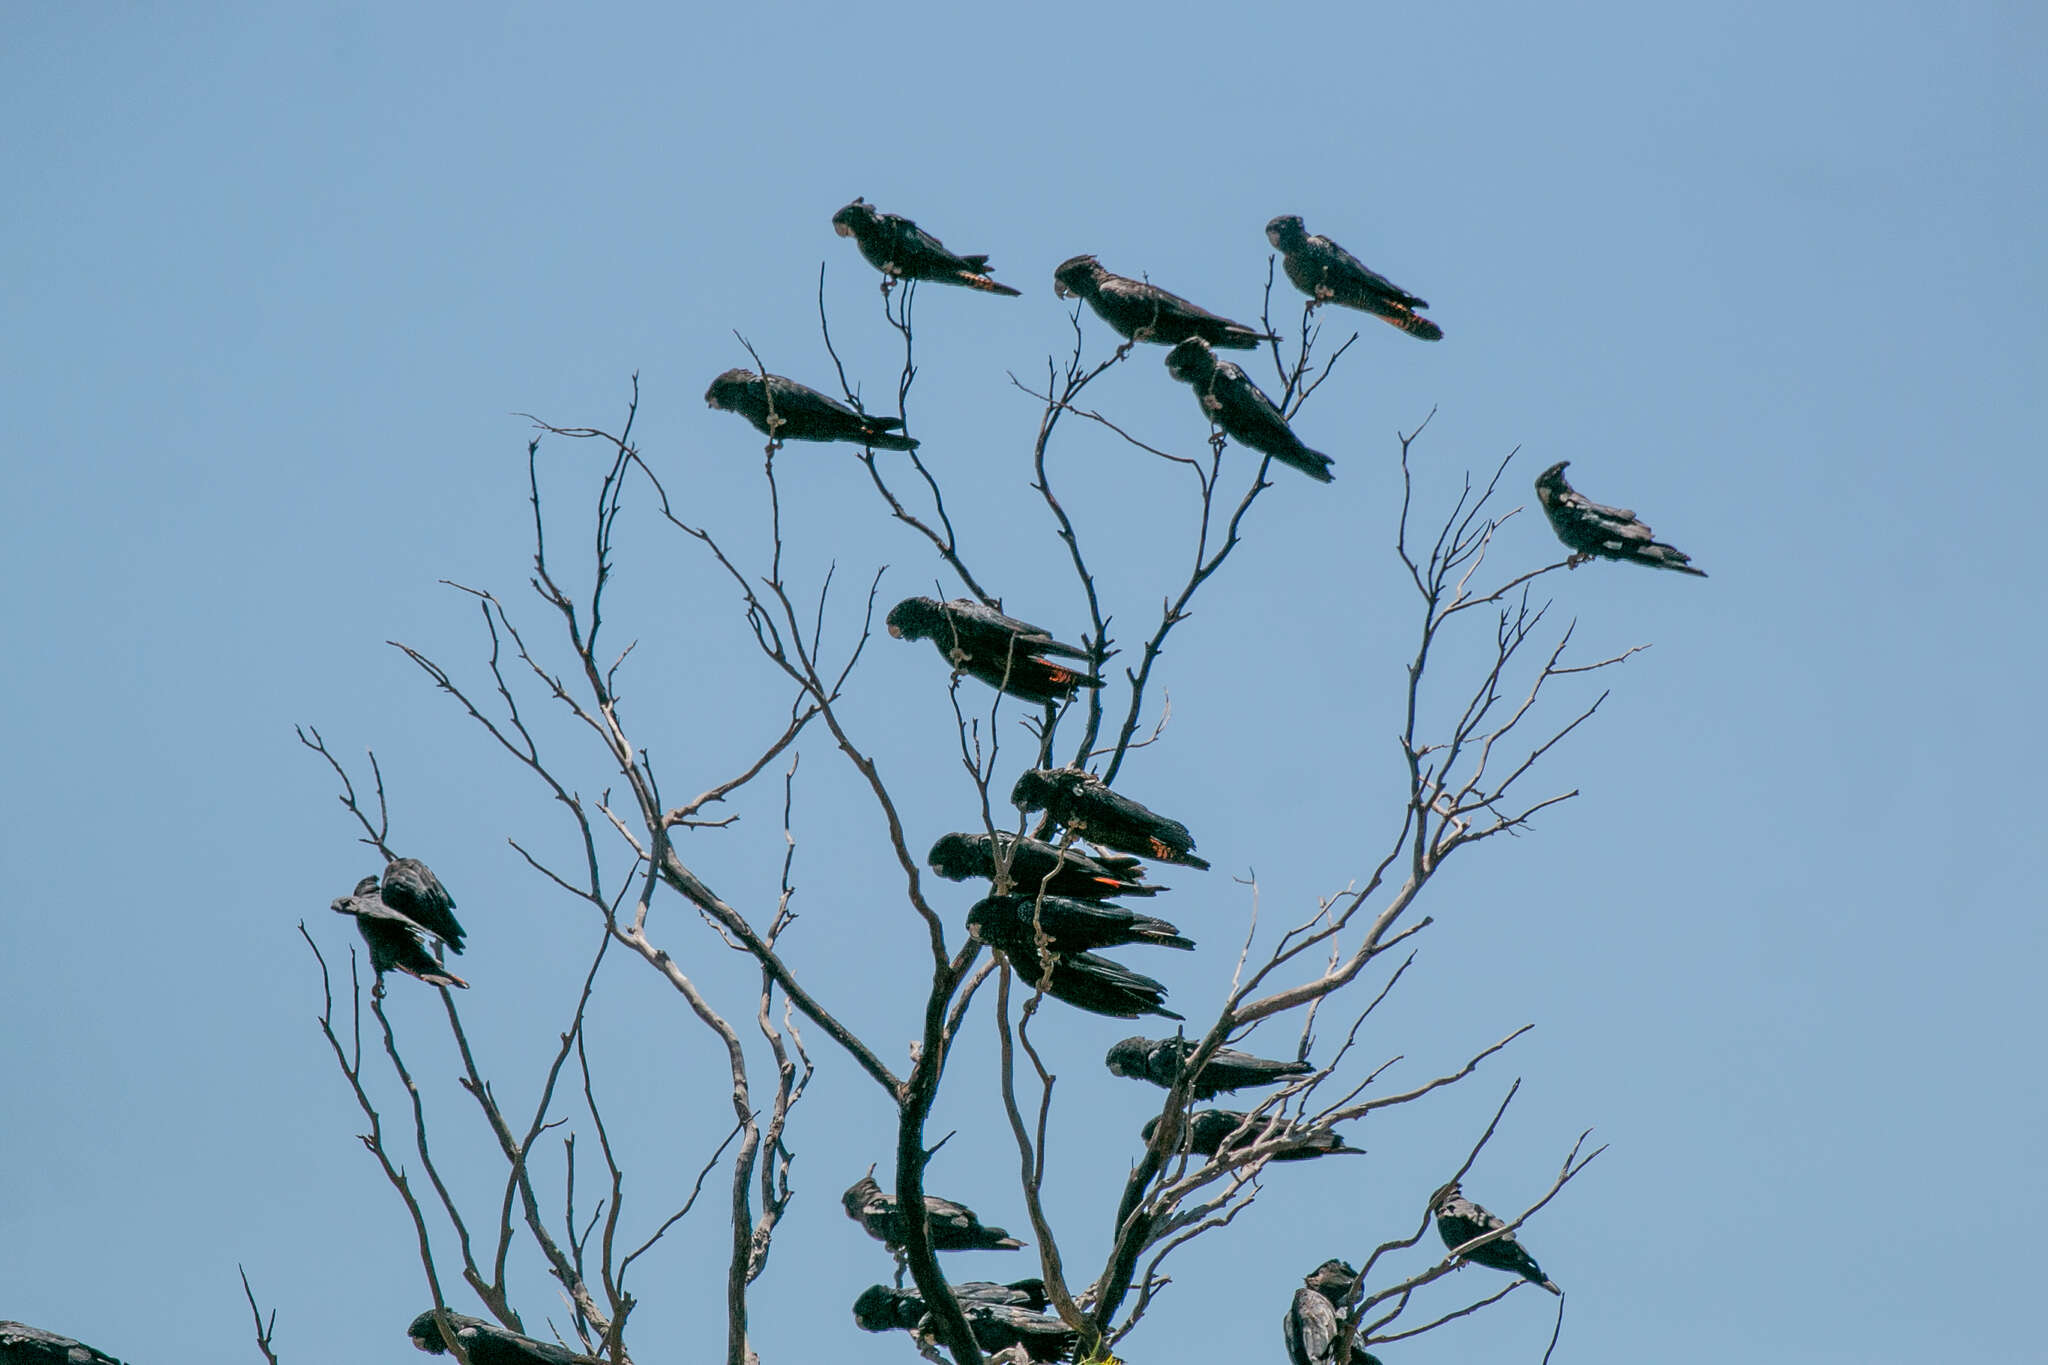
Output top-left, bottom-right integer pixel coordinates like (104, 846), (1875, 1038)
(291, 244), (1639, 1365)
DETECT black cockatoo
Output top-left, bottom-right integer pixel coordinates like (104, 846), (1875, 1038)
(1265, 215), (1442, 341)
(332, 877), (468, 991)
(1534, 461), (1706, 576)
(1010, 766), (1209, 870)
(1283, 1260), (1383, 1365)
(379, 857), (464, 954)
(842, 1168), (1026, 1253)
(852, 1279), (1050, 1329)
(927, 832), (1159, 900)
(1164, 338), (1334, 483)
(967, 894), (1194, 955)
(1429, 1180), (1561, 1294)
(854, 1285), (1076, 1362)
(832, 198), (1022, 295)
(1053, 254), (1276, 349)
(407, 1311), (598, 1364)
(1104, 1036), (1312, 1100)
(1141, 1109), (1358, 1163)
(886, 596), (1102, 704)
(704, 369), (918, 451)
(1001, 940), (1183, 1021)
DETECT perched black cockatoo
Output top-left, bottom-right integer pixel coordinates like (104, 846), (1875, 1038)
(843, 1168), (1026, 1253)
(332, 877), (468, 991)
(379, 857), (464, 954)
(1010, 766), (1210, 870)
(1283, 1260), (1383, 1365)
(1534, 461), (1707, 577)
(1053, 255), (1277, 350)
(704, 369), (918, 451)
(1165, 338), (1335, 483)
(0, 1321), (127, 1365)
(854, 1286), (1076, 1361)
(967, 894), (1194, 955)
(1142, 1109), (1358, 1163)
(406, 1310), (598, 1364)
(927, 832), (1160, 900)
(832, 198), (1022, 295)
(887, 596), (1103, 704)
(1429, 1180), (1561, 1294)
(1001, 940), (1183, 1021)
(1104, 1036), (1312, 1100)
(1265, 215), (1442, 341)
(854, 1280), (1050, 1331)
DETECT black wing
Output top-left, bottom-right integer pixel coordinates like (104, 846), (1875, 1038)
(944, 599), (1089, 659)
(1315, 233), (1426, 308)
(1284, 1286), (1340, 1365)
(381, 857), (465, 952)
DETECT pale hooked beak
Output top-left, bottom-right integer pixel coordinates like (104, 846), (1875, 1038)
(833, 221), (854, 238)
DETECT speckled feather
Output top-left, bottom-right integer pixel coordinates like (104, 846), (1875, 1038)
(1535, 461), (1706, 576)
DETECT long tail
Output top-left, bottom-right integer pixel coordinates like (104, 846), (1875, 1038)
(1277, 445), (1337, 484)
(1642, 544), (1707, 576)
(1215, 325), (1283, 350)
(958, 271), (1023, 297)
(863, 430), (920, 452)
(1384, 309), (1444, 341)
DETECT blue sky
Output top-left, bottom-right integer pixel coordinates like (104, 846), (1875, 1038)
(3, 3), (2044, 1363)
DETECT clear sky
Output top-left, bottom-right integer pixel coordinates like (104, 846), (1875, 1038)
(3, 4), (2044, 1363)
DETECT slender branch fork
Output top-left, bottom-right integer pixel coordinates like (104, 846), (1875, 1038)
(296, 260), (1643, 1365)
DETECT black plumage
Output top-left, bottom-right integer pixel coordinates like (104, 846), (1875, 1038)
(843, 1168), (1026, 1253)
(1141, 1109), (1358, 1163)
(928, 832), (1160, 900)
(1052, 254), (1277, 349)
(1535, 461), (1707, 577)
(853, 1280), (1049, 1331)
(379, 857), (464, 953)
(1104, 1035), (1312, 1100)
(704, 368), (918, 451)
(854, 1286), (1075, 1361)
(967, 894), (1194, 955)
(1164, 337), (1335, 483)
(887, 596), (1103, 704)
(1001, 940), (1183, 1021)
(1265, 215), (1442, 341)
(406, 1311), (598, 1365)
(832, 198), (1022, 295)
(1429, 1180), (1560, 1294)
(1011, 766), (1210, 870)
(332, 877), (468, 991)
(1283, 1261), (1382, 1365)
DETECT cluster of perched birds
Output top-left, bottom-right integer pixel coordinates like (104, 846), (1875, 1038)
(324, 194), (1641, 1362)
(706, 196), (1707, 573)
